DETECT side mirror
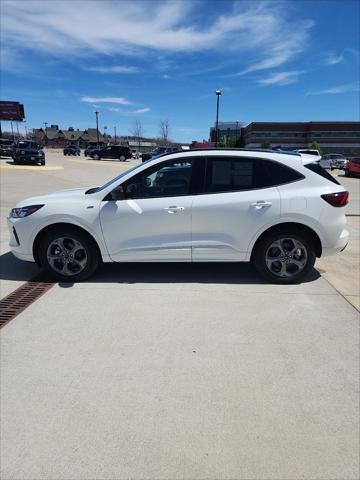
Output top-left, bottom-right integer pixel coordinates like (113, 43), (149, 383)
(110, 186), (125, 201)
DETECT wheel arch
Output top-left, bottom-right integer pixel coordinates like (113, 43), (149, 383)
(33, 222), (103, 266)
(250, 222), (322, 260)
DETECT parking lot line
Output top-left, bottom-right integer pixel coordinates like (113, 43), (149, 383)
(66, 158), (133, 168)
(0, 164), (63, 171)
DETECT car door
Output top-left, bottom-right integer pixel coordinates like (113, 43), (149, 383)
(99, 158), (196, 261)
(191, 156), (282, 261)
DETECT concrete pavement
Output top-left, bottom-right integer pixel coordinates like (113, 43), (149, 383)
(1, 150), (359, 479)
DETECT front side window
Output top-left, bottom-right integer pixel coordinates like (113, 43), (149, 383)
(122, 159), (194, 199)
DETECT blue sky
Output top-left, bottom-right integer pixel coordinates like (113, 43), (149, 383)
(1, 0), (359, 142)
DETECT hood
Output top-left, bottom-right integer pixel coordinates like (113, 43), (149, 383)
(16, 187), (91, 207)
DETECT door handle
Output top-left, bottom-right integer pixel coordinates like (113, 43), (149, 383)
(163, 206), (185, 214)
(250, 201), (272, 209)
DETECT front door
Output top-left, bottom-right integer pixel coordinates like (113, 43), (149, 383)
(99, 158), (195, 261)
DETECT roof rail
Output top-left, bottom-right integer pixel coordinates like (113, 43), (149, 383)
(155, 147), (301, 157)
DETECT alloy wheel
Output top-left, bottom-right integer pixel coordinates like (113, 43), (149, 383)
(265, 238), (308, 279)
(46, 236), (88, 276)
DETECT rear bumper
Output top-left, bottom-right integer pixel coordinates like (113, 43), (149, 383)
(321, 228), (349, 257)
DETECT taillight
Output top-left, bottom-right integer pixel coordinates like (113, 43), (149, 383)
(321, 191), (349, 207)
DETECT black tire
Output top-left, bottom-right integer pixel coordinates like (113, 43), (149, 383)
(253, 229), (316, 284)
(40, 160), (45, 166)
(119, 155), (126, 161)
(93, 154), (100, 160)
(39, 227), (100, 282)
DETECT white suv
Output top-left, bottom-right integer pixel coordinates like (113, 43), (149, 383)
(8, 149), (349, 284)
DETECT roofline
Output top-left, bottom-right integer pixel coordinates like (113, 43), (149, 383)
(162, 148), (301, 157)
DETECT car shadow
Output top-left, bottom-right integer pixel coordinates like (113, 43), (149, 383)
(0, 251), (320, 287)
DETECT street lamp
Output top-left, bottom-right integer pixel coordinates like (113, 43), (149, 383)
(95, 111), (99, 147)
(235, 120), (239, 146)
(114, 126), (117, 144)
(215, 90), (221, 147)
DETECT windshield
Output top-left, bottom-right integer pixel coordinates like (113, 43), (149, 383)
(86, 162), (145, 194)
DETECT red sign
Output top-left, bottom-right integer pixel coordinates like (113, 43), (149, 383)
(0, 101), (25, 121)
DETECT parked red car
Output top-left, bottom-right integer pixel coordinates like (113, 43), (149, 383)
(344, 157), (360, 177)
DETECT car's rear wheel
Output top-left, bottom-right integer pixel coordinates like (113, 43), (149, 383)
(253, 231), (316, 284)
(39, 227), (100, 282)
(119, 155), (126, 161)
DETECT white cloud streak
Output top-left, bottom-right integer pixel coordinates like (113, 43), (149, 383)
(84, 65), (140, 73)
(258, 70), (305, 86)
(81, 96), (133, 105)
(307, 83), (360, 95)
(132, 108), (151, 113)
(2, 0), (313, 76)
(325, 53), (344, 65)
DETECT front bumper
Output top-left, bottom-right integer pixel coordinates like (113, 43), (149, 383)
(7, 216), (36, 262)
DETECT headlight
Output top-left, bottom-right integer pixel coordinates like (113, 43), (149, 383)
(10, 205), (44, 218)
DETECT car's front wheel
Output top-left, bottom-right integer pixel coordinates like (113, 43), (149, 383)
(39, 227), (100, 282)
(92, 154), (100, 160)
(253, 231), (316, 284)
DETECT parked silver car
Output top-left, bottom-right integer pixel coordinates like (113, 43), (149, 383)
(321, 154), (347, 170)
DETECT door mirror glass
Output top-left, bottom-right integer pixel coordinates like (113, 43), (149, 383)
(110, 185), (125, 201)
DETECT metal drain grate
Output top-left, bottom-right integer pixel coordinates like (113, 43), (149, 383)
(0, 277), (55, 328)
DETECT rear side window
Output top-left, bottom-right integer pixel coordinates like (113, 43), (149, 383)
(305, 162), (340, 185)
(204, 157), (303, 193)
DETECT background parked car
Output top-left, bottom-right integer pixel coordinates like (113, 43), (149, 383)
(84, 146), (97, 157)
(318, 156), (332, 169)
(344, 157), (360, 177)
(63, 145), (81, 156)
(321, 153), (348, 170)
(89, 145), (132, 161)
(0, 138), (14, 158)
(142, 146), (180, 162)
(296, 149), (321, 156)
(12, 140), (45, 165)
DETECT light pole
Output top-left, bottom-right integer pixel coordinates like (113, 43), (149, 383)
(235, 120), (239, 146)
(215, 90), (221, 147)
(10, 120), (15, 141)
(104, 126), (107, 144)
(114, 126), (117, 144)
(95, 111), (99, 147)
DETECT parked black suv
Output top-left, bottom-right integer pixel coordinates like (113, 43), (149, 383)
(64, 145), (81, 156)
(89, 145), (132, 161)
(0, 138), (14, 158)
(12, 141), (45, 165)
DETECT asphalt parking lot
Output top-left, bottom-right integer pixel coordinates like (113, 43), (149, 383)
(1, 150), (359, 479)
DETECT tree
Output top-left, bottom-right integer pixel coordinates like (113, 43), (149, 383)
(310, 141), (322, 155)
(159, 119), (171, 145)
(131, 120), (143, 150)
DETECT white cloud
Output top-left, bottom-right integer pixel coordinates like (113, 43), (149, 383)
(258, 70), (305, 86)
(81, 96), (132, 105)
(84, 65), (140, 73)
(325, 53), (344, 65)
(2, 0), (314, 76)
(132, 108), (151, 113)
(307, 83), (360, 95)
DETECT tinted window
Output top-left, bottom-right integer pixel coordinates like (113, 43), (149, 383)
(305, 162), (340, 185)
(204, 157), (303, 193)
(122, 159), (193, 199)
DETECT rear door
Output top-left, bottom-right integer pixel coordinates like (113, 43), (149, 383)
(191, 156), (284, 261)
